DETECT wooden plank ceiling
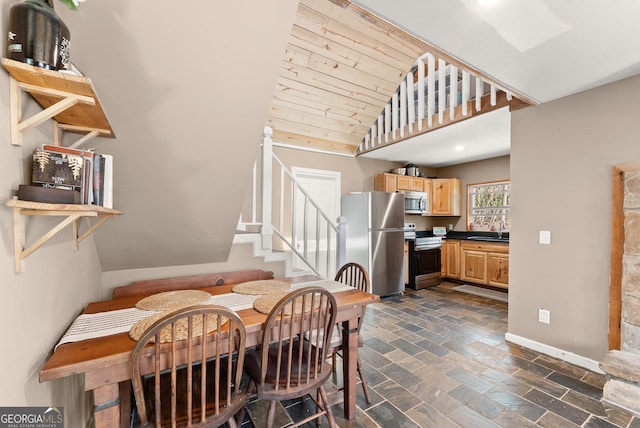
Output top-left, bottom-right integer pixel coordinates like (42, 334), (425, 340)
(267, 0), (431, 156)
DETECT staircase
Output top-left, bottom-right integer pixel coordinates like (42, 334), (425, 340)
(235, 127), (345, 279)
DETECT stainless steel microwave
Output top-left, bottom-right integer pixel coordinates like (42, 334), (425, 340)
(401, 191), (429, 214)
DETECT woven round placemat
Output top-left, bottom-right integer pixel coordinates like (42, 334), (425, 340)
(129, 311), (227, 343)
(253, 292), (321, 315)
(135, 290), (211, 311)
(232, 280), (290, 295)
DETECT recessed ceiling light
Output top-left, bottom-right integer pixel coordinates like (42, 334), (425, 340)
(455, 145), (464, 152)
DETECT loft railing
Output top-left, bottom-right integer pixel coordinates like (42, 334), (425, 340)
(357, 52), (533, 155)
(238, 127), (345, 279)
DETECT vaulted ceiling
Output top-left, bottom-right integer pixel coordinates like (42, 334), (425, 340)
(266, 0), (431, 155)
(267, 0), (640, 165)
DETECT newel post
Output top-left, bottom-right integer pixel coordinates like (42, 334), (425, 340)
(261, 127), (273, 251)
(336, 216), (347, 269)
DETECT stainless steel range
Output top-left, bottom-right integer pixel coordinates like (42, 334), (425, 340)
(407, 236), (443, 289)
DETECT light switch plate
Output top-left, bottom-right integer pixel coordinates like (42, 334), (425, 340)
(539, 230), (551, 244)
(538, 308), (551, 324)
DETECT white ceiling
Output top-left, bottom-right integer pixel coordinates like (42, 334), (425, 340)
(361, 107), (511, 167)
(355, 0), (640, 167)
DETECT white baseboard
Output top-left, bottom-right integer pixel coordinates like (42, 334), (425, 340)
(505, 332), (604, 374)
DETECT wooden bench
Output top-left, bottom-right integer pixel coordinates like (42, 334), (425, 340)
(112, 269), (275, 299)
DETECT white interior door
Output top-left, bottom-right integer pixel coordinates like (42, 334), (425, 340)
(291, 167), (341, 275)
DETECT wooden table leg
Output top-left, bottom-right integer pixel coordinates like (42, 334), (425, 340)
(119, 381), (132, 428)
(92, 383), (120, 428)
(342, 317), (358, 420)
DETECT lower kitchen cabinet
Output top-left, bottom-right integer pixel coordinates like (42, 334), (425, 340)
(442, 239), (460, 279)
(461, 249), (487, 284)
(487, 252), (509, 288)
(445, 240), (509, 288)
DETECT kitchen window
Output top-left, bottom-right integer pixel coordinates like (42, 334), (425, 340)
(467, 180), (510, 231)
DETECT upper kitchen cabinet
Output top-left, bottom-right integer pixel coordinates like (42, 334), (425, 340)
(374, 173), (398, 192)
(397, 175), (426, 192)
(373, 174), (461, 216)
(374, 173), (426, 192)
(431, 178), (461, 216)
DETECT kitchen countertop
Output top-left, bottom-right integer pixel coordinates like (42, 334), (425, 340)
(407, 230), (509, 243)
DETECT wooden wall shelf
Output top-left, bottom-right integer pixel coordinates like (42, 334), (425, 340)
(6, 198), (123, 273)
(2, 58), (115, 147)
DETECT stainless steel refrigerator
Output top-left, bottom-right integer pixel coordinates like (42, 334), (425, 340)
(341, 192), (405, 296)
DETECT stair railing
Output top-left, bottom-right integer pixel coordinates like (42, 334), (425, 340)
(239, 127), (345, 279)
(357, 52), (533, 155)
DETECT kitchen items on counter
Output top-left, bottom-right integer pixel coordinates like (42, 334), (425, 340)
(389, 164), (420, 176)
(405, 163), (420, 176)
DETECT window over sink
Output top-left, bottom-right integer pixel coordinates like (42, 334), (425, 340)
(467, 180), (510, 232)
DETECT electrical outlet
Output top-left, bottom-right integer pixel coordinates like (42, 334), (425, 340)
(539, 230), (551, 244)
(538, 308), (551, 324)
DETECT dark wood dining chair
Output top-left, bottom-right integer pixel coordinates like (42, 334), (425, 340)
(130, 305), (247, 428)
(329, 262), (371, 404)
(244, 286), (338, 428)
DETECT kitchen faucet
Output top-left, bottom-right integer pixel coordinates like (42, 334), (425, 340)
(497, 218), (505, 239)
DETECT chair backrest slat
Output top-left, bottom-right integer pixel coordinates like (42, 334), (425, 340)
(335, 262), (369, 292)
(131, 305), (247, 427)
(258, 287), (337, 392)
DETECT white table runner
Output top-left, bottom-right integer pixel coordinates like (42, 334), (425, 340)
(56, 279), (351, 349)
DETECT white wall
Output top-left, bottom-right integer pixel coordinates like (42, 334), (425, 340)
(0, 9), (102, 425)
(508, 73), (640, 363)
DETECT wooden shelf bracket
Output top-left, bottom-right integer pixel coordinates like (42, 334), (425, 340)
(3, 58), (115, 147)
(7, 198), (123, 273)
(10, 77), (96, 146)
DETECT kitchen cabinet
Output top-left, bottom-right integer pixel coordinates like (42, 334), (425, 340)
(374, 173), (398, 192)
(441, 239), (461, 279)
(374, 173), (461, 217)
(396, 175), (425, 192)
(487, 252), (509, 288)
(374, 173), (426, 192)
(461, 249), (487, 284)
(460, 241), (509, 287)
(431, 178), (461, 216)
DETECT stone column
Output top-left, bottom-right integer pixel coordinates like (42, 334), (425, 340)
(622, 171), (640, 352)
(601, 170), (640, 415)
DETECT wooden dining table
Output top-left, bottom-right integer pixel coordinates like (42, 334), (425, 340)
(39, 275), (379, 427)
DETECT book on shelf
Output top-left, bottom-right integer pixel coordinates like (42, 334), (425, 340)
(93, 153), (103, 206)
(26, 145), (114, 207)
(102, 154), (113, 209)
(40, 144), (94, 204)
(32, 149), (84, 191)
(18, 184), (81, 204)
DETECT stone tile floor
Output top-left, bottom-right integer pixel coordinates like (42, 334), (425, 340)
(241, 282), (640, 427)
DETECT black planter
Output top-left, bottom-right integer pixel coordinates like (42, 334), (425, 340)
(7, 0), (71, 71)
